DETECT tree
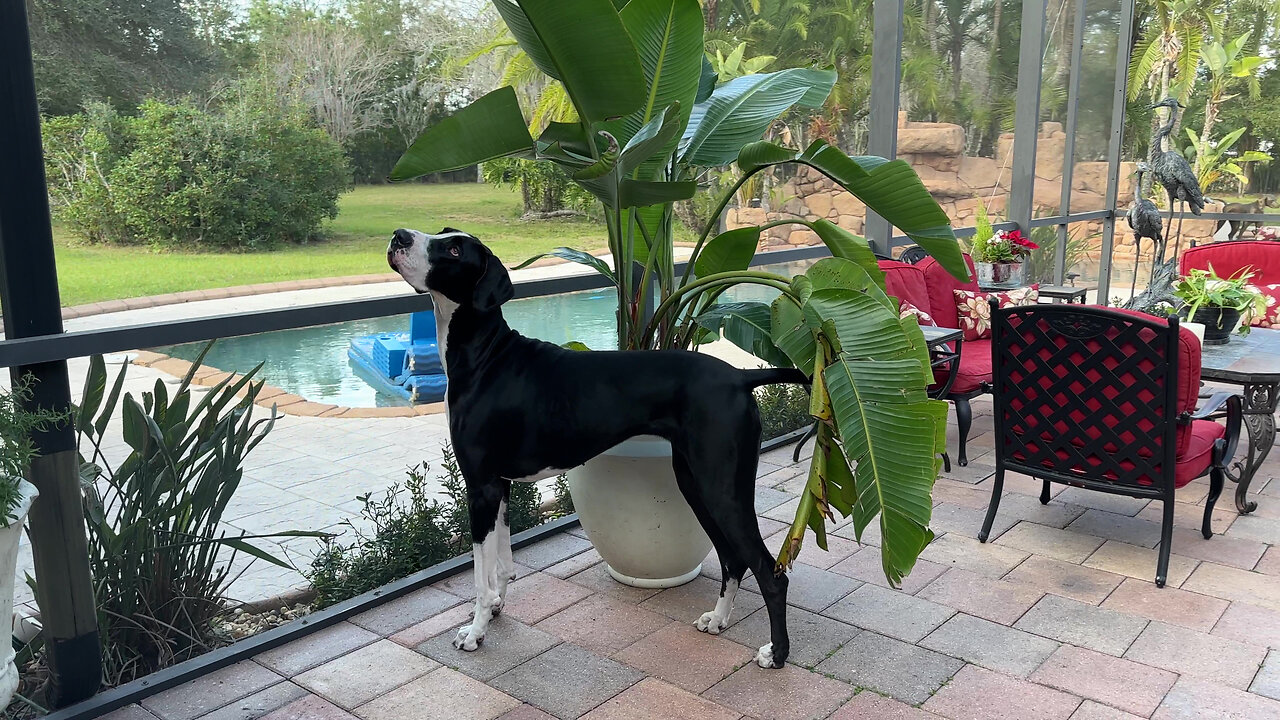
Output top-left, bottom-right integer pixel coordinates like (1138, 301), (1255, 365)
(264, 21), (394, 145)
(26, 0), (219, 114)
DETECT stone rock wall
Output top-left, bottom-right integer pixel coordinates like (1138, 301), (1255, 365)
(730, 112), (1214, 261)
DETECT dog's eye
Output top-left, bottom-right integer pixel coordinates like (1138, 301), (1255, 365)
(449, 246), (460, 257)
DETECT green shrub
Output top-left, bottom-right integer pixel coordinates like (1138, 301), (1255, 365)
(0, 377), (66, 525)
(72, 348), (309, 684)
(309, 442), (546, 609)
(483, 157), (597, 218)
(43, 99), (350, 249)
(755, 383), (813, 440)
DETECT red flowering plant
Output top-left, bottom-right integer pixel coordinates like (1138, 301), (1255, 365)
(979, 229), (1039, 263)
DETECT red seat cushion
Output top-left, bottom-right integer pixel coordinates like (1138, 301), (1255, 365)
(1181, 241), (1280, 286)
(1173, 420), (1224, 488)
(934, 338), (991, 394)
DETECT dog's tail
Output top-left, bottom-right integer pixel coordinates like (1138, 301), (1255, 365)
(742, 367), (811, 388)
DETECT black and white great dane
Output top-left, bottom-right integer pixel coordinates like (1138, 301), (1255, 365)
(386, 227), (808, 668)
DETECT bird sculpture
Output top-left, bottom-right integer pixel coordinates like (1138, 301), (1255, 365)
(1147, 97), (1205, 266)
(1128, 162), (1163, 302)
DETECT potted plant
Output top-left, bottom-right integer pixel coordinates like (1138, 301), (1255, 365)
(970, 203), (1038, 287)
(1174, 265), (1263, 344)
(392, 0), (969, 588)
(0, 377), (65, 707)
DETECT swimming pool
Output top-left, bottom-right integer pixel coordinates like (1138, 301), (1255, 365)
(153, 260), (813, 407)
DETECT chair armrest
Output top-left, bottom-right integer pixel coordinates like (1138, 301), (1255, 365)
(1189, 392), (1235, 420)
(1202, 394), (1244, 468)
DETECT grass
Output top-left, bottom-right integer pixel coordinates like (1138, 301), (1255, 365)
(52, 184), (609, 306)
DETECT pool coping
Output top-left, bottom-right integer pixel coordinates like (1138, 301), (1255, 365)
(130, 349), (443, 418)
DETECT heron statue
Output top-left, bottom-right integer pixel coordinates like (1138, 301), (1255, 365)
(1128, 162), (1163, 301)
(1148, 97), (1205, 265)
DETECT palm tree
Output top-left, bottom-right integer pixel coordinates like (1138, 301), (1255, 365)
(1128, 0), (1224, 191)
(1196, 31), (1265, 168)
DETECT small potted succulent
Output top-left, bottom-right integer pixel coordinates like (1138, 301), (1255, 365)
(0, 377), (65, 707)
(1174, 265), (1264, 344)
(970, 204), (1039, 287)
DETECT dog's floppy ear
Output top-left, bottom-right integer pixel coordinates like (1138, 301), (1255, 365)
(473, 246), (514, 310)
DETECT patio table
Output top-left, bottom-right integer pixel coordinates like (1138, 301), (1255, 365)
(1199, 326), (1280, 513)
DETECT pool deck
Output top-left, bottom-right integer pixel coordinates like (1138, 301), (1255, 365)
(100, 420), (1280, 720)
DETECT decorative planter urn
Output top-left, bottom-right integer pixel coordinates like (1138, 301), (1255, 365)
(566, 436), (712, 588)
(975, 261), (1026, 288)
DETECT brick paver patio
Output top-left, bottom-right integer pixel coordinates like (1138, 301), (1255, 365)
(97, 392), (1280, 720)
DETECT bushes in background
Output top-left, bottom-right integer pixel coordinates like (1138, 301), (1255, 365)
(43, 99), (350, 249)
(483, 157), (598, 218)
(308, 443), (545, 608)
(755, 382), (812, 440)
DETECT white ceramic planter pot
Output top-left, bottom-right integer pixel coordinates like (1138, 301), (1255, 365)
(0, 481), (37, 709)
(566, 436), (712, 588)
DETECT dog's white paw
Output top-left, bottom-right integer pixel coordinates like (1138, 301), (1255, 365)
(755, 642), (776, 669)
(695, 611), (729, 635)
(453, 625), (482, 652)
(491, 598), (504, 617)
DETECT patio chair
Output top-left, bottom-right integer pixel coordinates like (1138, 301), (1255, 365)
(979, 302), (1242, 587)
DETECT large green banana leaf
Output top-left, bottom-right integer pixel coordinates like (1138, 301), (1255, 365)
(737, 140), (969, 281)
(603, 0), (704, 179)
(506, 0), (647, 125)
(679, 68), (836, 167)
(825, 354), (947, 586)
(389, 87), (534, 181)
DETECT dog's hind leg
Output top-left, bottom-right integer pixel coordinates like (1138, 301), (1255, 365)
(673, 453), (747, 635)
(678, 437), (789, 668)
(454, 482), (505, 652)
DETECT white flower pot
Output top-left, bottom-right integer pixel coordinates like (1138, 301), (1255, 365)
(0, 481), (37, 708)
(566, 436), (712, 588)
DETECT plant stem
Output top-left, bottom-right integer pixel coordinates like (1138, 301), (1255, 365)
(680, 166), (771, 287)
(645, 271), (793, 343)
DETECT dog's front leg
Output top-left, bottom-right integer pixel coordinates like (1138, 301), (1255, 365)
(494, 498), (515, 614)
(454, 488), (504, 652)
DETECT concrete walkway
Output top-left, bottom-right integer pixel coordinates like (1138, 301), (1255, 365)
(101, 406), (1280, 720)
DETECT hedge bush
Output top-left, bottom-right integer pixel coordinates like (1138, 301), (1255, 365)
(43, 99), (350, 249)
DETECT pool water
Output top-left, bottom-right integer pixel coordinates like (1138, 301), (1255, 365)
(153, 260), (813, 407)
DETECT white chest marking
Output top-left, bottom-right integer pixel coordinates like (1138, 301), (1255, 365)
(431, 292), (459, 424)
(504, 467), (570, 483)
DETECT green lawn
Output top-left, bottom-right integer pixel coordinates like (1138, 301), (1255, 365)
(53, 184), (609, 306)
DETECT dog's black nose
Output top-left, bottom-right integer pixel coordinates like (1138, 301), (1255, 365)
(390, 229), (414, 250)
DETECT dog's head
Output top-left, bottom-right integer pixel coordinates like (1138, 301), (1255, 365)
(387, 228), (514, 310)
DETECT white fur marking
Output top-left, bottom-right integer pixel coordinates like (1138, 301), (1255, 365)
(695, 578), (738, 634)
(454, 518), (504, 652)
(495, 499), (514, 613)
(756, 642), (776, 668)
(431, 293), (458, 424)
(504, 467), (569, 483)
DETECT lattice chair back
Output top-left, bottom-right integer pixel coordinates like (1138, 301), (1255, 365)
(990, 302), (1184, 498)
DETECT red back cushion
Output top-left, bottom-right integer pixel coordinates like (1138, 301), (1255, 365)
(878, 260), (931, 314)
(918, 254), (980, 329)
(1180, 241), (1280, 286)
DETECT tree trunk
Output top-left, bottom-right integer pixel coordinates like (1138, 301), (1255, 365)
(1197, 92), (1219, 176)
(703, 0), (718, 32)
(1053, 0), (1073, 89)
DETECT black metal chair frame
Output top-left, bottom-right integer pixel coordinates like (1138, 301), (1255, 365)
(978, 302), (1242, 587)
